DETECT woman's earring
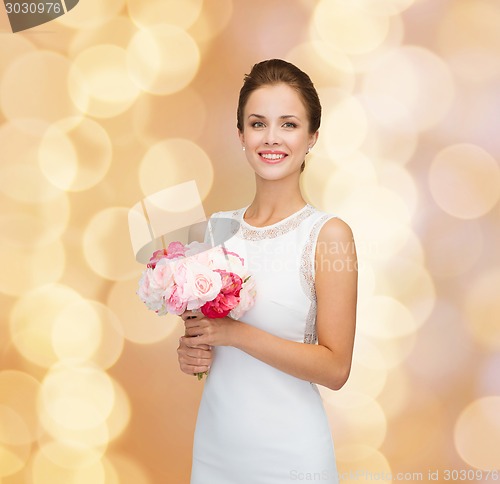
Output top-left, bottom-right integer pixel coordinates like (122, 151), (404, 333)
(242, 146), (246, 151)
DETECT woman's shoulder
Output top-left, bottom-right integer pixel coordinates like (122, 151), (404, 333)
(307, 205), (353, 241)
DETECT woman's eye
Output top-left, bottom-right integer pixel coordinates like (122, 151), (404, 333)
(283, 122), (297, 128)
(251, 121), (265, 128)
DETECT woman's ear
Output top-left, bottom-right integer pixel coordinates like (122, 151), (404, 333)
(309, 131), (319, 150)
(238, 129), (245, 149)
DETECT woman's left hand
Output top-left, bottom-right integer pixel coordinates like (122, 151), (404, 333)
(184, 315), (237, 347)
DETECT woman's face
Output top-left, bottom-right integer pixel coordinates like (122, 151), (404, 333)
(239, 83), (318, 180)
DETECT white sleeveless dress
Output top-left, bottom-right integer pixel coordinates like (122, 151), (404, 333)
(191, 204), (339, 484)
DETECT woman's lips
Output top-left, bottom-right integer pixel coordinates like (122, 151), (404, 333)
(258, 152), (287, 164)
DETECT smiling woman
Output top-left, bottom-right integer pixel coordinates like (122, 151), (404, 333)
(177, 59), (358, 484)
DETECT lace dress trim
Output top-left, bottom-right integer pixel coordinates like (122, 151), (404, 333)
(236, 204), (316, 241)
(300, 214), (336, 345)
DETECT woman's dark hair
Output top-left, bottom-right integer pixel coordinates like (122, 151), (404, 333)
(237, 59), (321, 172)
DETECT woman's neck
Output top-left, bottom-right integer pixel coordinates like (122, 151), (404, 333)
(245, 174), (307, 222)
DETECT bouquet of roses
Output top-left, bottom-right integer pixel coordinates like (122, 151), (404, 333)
(137, 241), (256, 377)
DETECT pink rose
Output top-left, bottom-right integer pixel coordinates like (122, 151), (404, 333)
(201, 270), (242, 318)
(165, 241), (186, 259)
(229, 275), (256, 320)
(165, 285), (187, 315)
(137, 268), (165, 312)
(171, 259), (191, 301)
(186, 261), (222, 302)
(151, 258), (174, 291)
(185, 261), (222, 308)
(148, 249), (168, 268)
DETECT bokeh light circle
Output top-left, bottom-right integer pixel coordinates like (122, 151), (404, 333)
(39, 117), (113, 192)
(69, 16), (137, 56)
(85, 302), (124, 371)
(127, 25), (200, 95)
(1, 51), (83, 123)
(376, 256), (436, 327)
(105, 379), (132, 442)
(304, 151), (376, 211)
(55, 0), (125, 30)
(312, 0), (390, 55)
(454, 397), (500, 469)
(376, 367), (411, 419)
(463, 268), (500, 350)
(424, 214), (483, 278)
(438, 1), (500, 84)
(0, 121), (65, 204)
(330, 184), (412, 261)
(358, 296), (416, 339)
(107, 278), (182, 344)
(9, 284), (84, 368)
(39, 363), (115, 431)
(0, 405), (31, 476)
(104, 452), (152, 484)
(346, 336), (387, 399)
(478, 352), (500, 397)
(83, 207), (143, 281)
(324, 393), (387, 451)
(51, 299), (102, 364)
(429, 144), (500, 219)
(354, 0), (415, 16)
(323, 96), (368, 159)
(0, 34), (36, 77)
(69, 45), (141, 118)
(406, 302), (474, 395)
(362, 46), (455, 130)
(188, 0), (234, 45)
(0, 239), (65, 297)
(336, 447), (392, 483)
(132, 87), (207, 144)
(31, 446), (105, 484)
(377, 162), (419, 216)
(38, 408), (110, 450)
(286, 41), (355, 92)
(127, 0), (203, 29)
(139, 138), (214, 201)
(38, 439), (104, 470)
(0, 193), (70, 250)
(0, 371), (41, 444)
(360, 94), (418, 164)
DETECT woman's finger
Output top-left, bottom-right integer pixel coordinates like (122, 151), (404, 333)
(184, 318), (207, 329)
(182, 309), (203, 320)
(177, 337), (212, 376)
(179, 336), (211, 351)
(185, 327), (205, 338)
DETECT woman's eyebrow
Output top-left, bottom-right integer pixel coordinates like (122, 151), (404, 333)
(247, 114), (301, 120)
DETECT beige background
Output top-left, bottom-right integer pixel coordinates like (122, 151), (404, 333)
(0, 0), (499, 483)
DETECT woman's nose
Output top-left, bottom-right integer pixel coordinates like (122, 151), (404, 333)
(264, 125), (281, 145)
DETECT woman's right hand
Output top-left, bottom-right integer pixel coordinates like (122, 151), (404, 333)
(177, 310), (213, 376)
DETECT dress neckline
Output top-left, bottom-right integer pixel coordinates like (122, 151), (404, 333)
(240, 203), (311, 230)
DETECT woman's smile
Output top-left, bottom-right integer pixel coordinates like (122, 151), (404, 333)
(258, 150), (288, 164)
